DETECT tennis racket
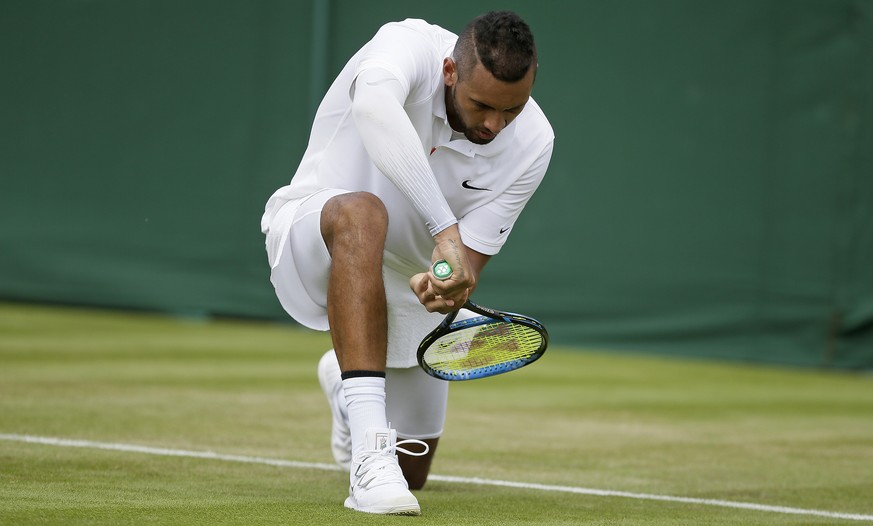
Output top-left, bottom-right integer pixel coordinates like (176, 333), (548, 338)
(417, 260), (549, 381)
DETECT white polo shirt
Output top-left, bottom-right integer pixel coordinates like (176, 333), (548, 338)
(262, 18), (554, 277)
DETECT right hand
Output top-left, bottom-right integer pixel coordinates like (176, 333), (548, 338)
(427, 224), (474, 309)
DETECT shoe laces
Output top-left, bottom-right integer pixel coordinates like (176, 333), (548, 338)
(351, 439), (429, 489)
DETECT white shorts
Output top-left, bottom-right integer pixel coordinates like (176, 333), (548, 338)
(266, 189), (445, 368)
(267, 189), (343, 331)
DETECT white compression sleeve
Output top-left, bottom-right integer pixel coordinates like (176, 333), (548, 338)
(351, 69), (457, 236)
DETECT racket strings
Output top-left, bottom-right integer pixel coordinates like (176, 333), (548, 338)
(423, 320), (543, 373)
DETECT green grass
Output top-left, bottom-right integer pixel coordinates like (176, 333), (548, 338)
(1, 302), (872, 525)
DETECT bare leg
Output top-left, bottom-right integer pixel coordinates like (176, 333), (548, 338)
(321, 192), (438, 490)
(398, 437), (439, 490)
(320, 192), (389, 372)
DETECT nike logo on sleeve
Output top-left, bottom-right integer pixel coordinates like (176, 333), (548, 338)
(462, 180), (492, 191)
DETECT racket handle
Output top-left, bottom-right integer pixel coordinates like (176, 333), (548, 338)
(432, 259), (453, 280)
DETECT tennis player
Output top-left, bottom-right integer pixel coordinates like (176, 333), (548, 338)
(261, 11), (553, 515)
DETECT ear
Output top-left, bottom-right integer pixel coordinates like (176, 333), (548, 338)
(442, 58), (458, 87)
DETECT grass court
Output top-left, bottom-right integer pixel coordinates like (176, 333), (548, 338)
(1, 302), (871, 525)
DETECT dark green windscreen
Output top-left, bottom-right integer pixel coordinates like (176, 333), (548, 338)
(2, 0), (870, 369)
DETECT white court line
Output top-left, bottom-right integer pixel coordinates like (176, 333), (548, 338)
(2, 433), (872, 522)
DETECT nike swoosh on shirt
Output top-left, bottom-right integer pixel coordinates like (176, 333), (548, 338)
(499, 227), (510, 234)
(462, 180), (492, 191)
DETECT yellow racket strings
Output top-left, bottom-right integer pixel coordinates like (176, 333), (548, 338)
(423, 321), (542, 373)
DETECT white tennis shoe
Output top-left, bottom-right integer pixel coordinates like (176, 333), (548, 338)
(344, 427), (429, 516)
(316, 350), (351, 470)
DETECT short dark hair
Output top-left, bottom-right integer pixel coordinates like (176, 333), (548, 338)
(453, 11), (537, 82)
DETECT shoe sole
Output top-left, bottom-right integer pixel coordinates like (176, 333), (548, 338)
(344, 497), (421, 516)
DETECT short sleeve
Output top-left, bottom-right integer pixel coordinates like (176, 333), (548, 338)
(459, 140), (553, 255)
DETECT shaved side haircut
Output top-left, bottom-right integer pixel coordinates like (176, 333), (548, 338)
(453, 11), (537, 82)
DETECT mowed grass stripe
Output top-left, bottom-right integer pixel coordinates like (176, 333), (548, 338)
(2, 433), (871, 522)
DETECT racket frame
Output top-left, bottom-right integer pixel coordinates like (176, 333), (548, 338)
(416, 300), (549, 381)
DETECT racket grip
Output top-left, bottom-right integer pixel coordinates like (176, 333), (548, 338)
(432, 259), (453, 280)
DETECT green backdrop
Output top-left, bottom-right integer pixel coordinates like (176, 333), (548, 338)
(2, 0), (871, 369)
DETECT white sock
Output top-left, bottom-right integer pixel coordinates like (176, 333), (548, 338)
(342, 376), (388, 456)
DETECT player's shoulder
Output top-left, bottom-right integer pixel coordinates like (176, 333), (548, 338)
(371, 18), (457, 47)
(380, 18), (455, 36)
(516, 97), (555, 145)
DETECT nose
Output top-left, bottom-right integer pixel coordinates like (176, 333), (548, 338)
(483, 111), (506, 134)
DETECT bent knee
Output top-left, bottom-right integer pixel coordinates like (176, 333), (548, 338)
(321, 192), (388, 243)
